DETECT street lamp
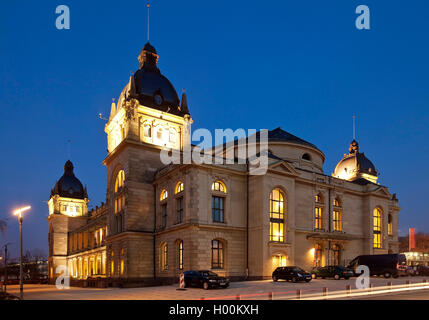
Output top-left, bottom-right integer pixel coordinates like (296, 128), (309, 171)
(13, 206), (31, 300)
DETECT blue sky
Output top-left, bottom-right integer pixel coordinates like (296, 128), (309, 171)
(0, 0), (428, 257)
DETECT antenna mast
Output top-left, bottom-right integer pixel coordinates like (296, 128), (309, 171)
(147, 2), (150, 42)
(352, 115), (356, 140)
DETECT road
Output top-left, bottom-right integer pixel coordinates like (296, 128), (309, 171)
(5, 276), (429, 300)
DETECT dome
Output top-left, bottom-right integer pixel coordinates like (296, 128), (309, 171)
(51, 160), (87, 199)
(132, 42), (186, 116)
(333, 140), (378, 184)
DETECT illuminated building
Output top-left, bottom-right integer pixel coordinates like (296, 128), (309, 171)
(47, 42), (400, 285)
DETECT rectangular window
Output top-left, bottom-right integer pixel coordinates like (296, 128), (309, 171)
(314, 207), (323, 230)
(176, 197), (183, 224)
(212, 196), (224, 223)
(211, 240), (224, 269)
(161, 204), (167, 228)
(270, 221), (284, 242)
(333, 210), (342, 231)
(374, 233), (382, 248)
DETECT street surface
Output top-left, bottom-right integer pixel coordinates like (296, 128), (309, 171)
(5, 276), (429, 300)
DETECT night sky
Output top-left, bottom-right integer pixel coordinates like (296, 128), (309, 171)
(1, 0), (428, 258)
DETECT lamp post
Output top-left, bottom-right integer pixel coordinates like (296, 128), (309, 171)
(13, 206), (31, 300)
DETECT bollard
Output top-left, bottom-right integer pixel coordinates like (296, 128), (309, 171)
(406, 280), (410, 287)
(268, 292), (273, 300)
(346, 284), (351, 296)
(387, 282), (392, 290)
(235, 294), (241, 300)
(423, 279), (427, 283)
(296, 289), (301, 300)
(322, 287), (328, 299)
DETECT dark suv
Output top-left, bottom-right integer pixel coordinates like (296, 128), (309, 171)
(272, 266), (312, 283)
(183, 270), (229, 290)
(311, 266), (354, 280)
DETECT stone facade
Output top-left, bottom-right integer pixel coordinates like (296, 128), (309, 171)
(47, 42), (401, 286)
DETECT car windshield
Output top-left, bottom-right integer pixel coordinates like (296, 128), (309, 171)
(292, 267), (305, 273)
(200, 271), (218, 277)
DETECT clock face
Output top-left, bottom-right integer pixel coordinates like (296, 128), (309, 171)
(154, 94), (162, 105)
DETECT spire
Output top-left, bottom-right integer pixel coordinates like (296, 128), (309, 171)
(180, 89), (190, 114)
(353, 114), (356, 140)
(147, 2), (151, 42)
(109, 98), (116, 120)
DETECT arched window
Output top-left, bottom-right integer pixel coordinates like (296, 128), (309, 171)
(160, 189), (168, 228)
(302, 153), (312, 161)
(212, 180), (226, 223)
(314, 194), (323, 230)
(332, 244), (341, 265)
(373, 208), (382, 248)
(270, 188), (285, 242)
(212, 180), (227, 193)
(388, 214), (393, 236)
(160, 189), (168, 201)
(114, 170), (125, 234)
(178, 240), (184, 270)
(175, 181), (184, 194)
(161, 243), (168, 271)
(333, 198), (342, 232)
(211, 240), (224, 269)
(314, 244), (323, 267)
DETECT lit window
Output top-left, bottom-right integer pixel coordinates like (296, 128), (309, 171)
(178, 240), (184, 270)
(270, 188), (285, 242)
(160, 189), (168, 201)
(143, 124), (151, 138)
(120, 249), (124, 276)
(161, 243), (168, 271)
(373, 208), (382, 248)
(212, 196), (224, 223)
(332, 198), (342, 232)
(169, 128), (176, 143)
(211, 240), (224, 269)
(175, 181), (184, 194)
(114, 170), (125, 221)
(333, 210), (342, 231)
(212, 180), (227, 193)
(314, 207), (323, 230)
(272, 254), (287, 269)
(333, 198), (341, 207)
(315, 194), (323, 203)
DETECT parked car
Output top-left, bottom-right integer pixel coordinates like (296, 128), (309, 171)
(311, 266), (355, 280)
(411, 265), (429, 276)
(272, 266), (312, 283)
(183, 270), (229, 290)
(347, 254), (407, 278)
